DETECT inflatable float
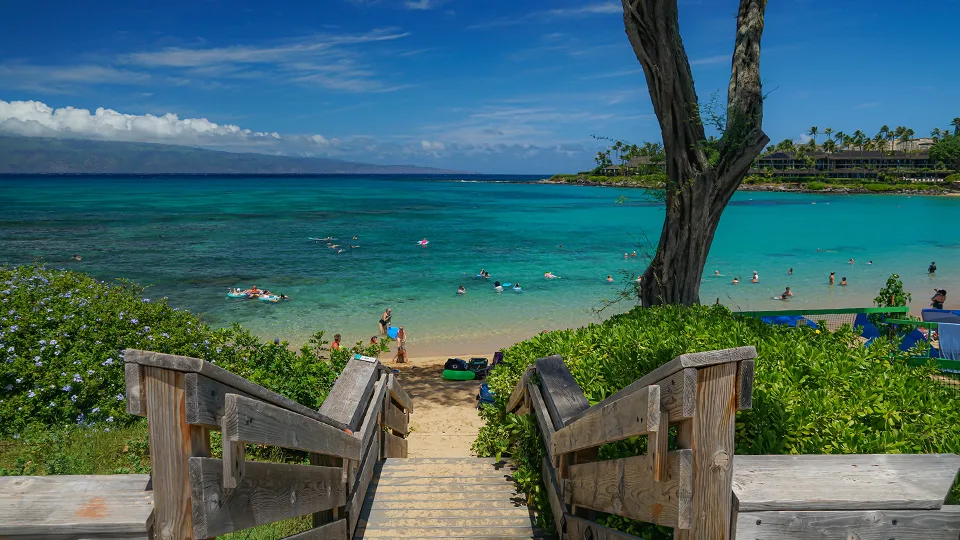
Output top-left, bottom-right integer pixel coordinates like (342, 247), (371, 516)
(227, 291), (248, 298)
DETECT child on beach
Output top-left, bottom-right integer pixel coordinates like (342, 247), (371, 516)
(331, 334), (341, 350)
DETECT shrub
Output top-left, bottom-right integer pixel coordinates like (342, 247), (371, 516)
(864, 183), (899, 192)
(474, 305), (960, 536)
(805, 181), (827, 191)
(0, 265), (386, 437)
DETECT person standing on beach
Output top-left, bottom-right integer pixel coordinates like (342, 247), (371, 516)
(829, 272), (835, 285)
(932, 289), (947, 309)
(379, 308), (392, 334)
(397, 326), (406, 348)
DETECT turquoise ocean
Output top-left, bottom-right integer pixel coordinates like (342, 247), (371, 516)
(1, 175), (957, 355)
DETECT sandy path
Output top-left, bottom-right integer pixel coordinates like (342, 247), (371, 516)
(387, 354), (489, 457)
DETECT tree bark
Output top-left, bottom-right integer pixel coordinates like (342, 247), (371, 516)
(622, 0), (770, 306)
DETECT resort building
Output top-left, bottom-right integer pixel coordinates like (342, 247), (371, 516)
(599, 156), (663, 176)
(750, 150), (950, 180)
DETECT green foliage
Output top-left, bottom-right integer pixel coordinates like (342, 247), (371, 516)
(0, 424), (148, 476)
(863, 183), (900, 192)
(946, 173), (960, 183)
(930, 134), (960, 171)
(0, 264), (386, 437)
(806, 181), (827, 191)
(475, 305), (960, 537)
(874, 273), (912, 309)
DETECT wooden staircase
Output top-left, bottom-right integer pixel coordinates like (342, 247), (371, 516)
(355, 457), (547, 539)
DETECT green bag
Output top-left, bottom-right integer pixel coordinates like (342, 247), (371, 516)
(442, 369), (476, 381)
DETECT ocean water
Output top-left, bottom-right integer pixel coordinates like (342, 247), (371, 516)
(1, 175), (957, 355)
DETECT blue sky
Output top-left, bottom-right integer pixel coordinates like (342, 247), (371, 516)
(0, 0), (957, 174)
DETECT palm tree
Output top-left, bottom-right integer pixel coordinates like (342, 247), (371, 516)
(931, 128), (943, 142)
(900, 128), (914, 152)
(823, 127), (833, 143)
(952, 118), (960, 136)
(873, 133), (885, 154)
(834, 131), (846, 149)
(893, 126), (906, 151)
(823, 139), (837, 154)
(808, 126), (819, 146)
(842, 135), (853, 151)
(877, 126), (889, 151)
(852, 130), (866, 152)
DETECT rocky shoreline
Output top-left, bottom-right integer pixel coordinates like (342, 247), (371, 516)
(538, 178), (960, 195)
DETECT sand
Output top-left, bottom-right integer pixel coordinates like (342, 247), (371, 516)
(386, 353), (490, 458)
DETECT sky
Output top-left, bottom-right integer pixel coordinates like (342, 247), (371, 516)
(0, 0), (957, 174)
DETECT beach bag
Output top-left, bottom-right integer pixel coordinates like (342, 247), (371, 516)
(444, 358), (468, 371)
(477, 382), (495, 407)
(443, 369), (475, 381)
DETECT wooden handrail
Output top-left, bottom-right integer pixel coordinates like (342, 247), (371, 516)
(509, 347), (757, 540)
(124, 350), (412, 539)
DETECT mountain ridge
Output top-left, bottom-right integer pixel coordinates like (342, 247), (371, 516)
(0, 136), (469, 174)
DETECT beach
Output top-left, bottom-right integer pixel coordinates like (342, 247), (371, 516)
(0, 175), (957, 355)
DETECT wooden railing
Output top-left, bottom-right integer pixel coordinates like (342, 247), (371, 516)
(506, 347), (757, 540)
(124, 349), (412, 540)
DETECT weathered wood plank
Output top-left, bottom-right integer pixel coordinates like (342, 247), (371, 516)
(566, 348), (754, 427)
(185, 372), (253, 428)
(358, 376), (388, 455)
(540, 458), (565, 535)
(280, 518), (347, 540)
(565, 514), (644, 540)
(126, 349), (344, 428)
(222, 394), (360, 459)
(388, 377), (413, 414)
(657, 367), (697, 421)
(732, 453), (960, 512)
(0, 476), (153, 536)
(124, 362), (145, 417)
(189, 458), (345, 538)
(735, 359), (754, 411)
(384, 401), (409, 436)
(220, 402), (245, 489)
(348, 431), (381, 538)
(536, 356), (590, 429)
(352, 526), (545, 538)
(732, 508), (960, 540)
(686, 362), (738, 539)
(527, 382), (555, 455)
(567, 450), (693, 528)
(655, 409), (670, 482)
(143, 366), (195, 539)
(506, 366), (536, 413)
(552, 384), (660, 456)
(318, 358), (379, 432)
(384, 431), (408, 458)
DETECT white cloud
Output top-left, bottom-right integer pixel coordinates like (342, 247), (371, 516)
(404, 0), (443, 9)
(420, 140), (445, 150)
(469, 2), (621, 29)
(689, 54), (729, 66)
(0, 63), (151, 93)
(0, 99), (282, 144)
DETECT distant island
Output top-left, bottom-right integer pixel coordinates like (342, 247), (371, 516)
(0, 136), (466, 175)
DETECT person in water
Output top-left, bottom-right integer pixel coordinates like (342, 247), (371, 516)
(479, 268), (485, 276)
(929, 261), (937, 274)
(932, 289), (947, 309)
(458, 285), (466, 294)
(848, 258), (855, 265)
(788, 268), (793, 275)
(494, 280), (501, 287)
(781, 287), (793, 299)
(397, 326), (406, 347)
(71, 253), (82, 261)
(606, 275), (614, 283)
(829, 272), (835, 285)
(732, 277), (740, 284)
(331, 334), (341, 350)
(631, 251), (637, 258)
(840, 277), (848, 286)
(714, 270), (720, 276)
(513, 282), (521, 289)
(370, 336), (379, 345)
(751, 271), (759, 283)
(353, 235), (358, 240)
(379, 308), (392, 334)
(867, 261), (874, 265)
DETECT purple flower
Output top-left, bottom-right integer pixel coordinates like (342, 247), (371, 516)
(27, 390), (35, 398)
(62, 384), (72, 392)
(70, 395), (77, 402)
(49, 339), (57, 345)
(39, 340), (47, 346)
(130, 318), (138, 324)
(116, 394), (124, 401)
(72, 374), (82, 383)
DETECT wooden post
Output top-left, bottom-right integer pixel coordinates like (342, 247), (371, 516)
(674, 362), (737, 540)
(310, 453), (343, 527)
(144, 366), (209, 540)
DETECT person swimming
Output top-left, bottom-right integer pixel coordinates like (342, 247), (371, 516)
(494, 281), (503, 292)
(513, 282), (522, 291)
(70, 253), (82, 261)
(867, 261), (873, 265)
(631, 251), (637, 257)
(714, 270), (720, 276)
(457, 285), (466, 295)
(788, 268), (793, 275)
(606, 274), (614, 283)
(840, 277), (848, 286)
(732, 277), (740, 284)
(781, 287), (793, 299)
(848, 258), (855, 265)
(751, 271), (759, 283)
(419, 238), (429, 245)
(544, 272), (558, 279)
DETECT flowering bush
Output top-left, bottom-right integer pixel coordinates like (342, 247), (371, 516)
(0, 265), (385, 437)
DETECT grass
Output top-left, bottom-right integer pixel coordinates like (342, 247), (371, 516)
(0, 424), (149, 476)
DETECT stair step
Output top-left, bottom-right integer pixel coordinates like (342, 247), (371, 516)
(360, 516), (538, 528)
(354, 526), (548, 538)
(361, 508), (533, 519)
(365, 499), (529, 510)
(373, 475), (515, 486)
(378, 465), (518, 478)
(372, 483), (519, 494)
(382, 458), (509, 465)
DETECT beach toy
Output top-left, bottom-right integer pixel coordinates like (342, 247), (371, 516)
(258, 294), (280, 302)
(444, 358), (468, 371)
(417, 239), (429, 245)
(387, 326), (400, 339)
(443, 369), (475, 381)
(227, 291), (248, 298)
(500, 283), (512, 288)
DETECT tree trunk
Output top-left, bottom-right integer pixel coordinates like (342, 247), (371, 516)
(623, 0), (770, 306)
